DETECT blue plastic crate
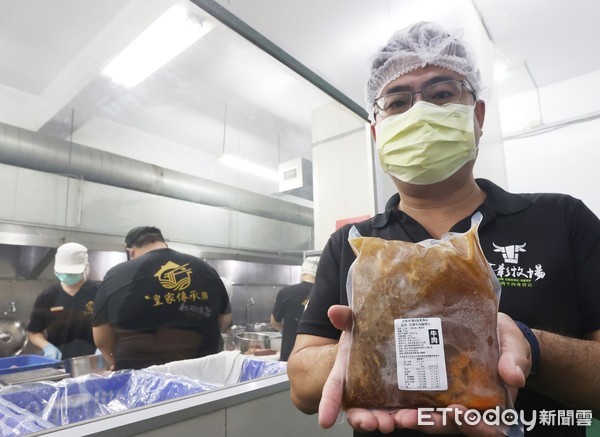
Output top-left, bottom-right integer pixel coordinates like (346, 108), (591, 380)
(0, 355), (61, 375)
(0, 369), (219, 426)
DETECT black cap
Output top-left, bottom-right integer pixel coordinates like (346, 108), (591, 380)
(125, 226), (163, 248)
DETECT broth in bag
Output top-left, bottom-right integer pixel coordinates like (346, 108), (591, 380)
(343, 212), (507, 410)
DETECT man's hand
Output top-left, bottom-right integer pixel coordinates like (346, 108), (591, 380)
(318, 308), (531, 435)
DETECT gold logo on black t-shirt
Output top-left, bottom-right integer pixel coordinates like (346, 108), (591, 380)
(84, 300), (94, 315)
(154, 261), (192, 291)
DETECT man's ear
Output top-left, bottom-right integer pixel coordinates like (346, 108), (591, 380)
(475, 100), (486, 131)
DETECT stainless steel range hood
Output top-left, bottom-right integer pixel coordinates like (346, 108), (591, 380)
(0, 122), (313, 228)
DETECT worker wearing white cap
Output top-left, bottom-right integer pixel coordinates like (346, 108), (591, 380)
(270, 256), (320, 361)
(27, 242), (99, 360)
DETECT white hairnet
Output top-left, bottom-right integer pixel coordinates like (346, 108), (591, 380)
(301, 256), (320, 277)
(365, 21), (482, 118)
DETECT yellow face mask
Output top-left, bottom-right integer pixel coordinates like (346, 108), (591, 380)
(375, 101), (477, 185)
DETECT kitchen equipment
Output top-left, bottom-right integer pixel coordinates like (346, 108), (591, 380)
(262, 332), (282, 352)
(0, 367), (69, 385)
(229, 325), (247, 334)
(0, 317), (27, 357)
(235, 332), (270, 353)
(0, 355), (61, 375)
(62, 354), (110, 377)
(246, 323), (275, 333)
(221, 333), (237, 351)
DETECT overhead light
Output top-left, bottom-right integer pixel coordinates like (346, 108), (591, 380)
(219, 154), (279, 182)
(102, 5), (211, 87)
(494, 62), (510, 82)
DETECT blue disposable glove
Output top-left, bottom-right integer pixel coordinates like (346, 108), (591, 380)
(42, 343), (62, 360)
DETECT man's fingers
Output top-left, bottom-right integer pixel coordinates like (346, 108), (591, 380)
(318, 370), (344, 428)
(346, 408), (396, 434)
(327, 305), (353, 331)
(497, 313), (529, 389)
(318, 330), (351, 429)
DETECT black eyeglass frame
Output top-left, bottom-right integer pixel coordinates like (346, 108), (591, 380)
(372, 79), (476, 120)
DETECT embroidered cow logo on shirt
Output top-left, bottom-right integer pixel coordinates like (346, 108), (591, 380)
(489, 242), (545, 289)
(492, 242), (526, 264)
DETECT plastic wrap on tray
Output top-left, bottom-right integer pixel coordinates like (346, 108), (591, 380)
(0, 369), (220, 426)
(148, 350), (244, 385)
(238, 358), (287, 382)
(343, 212), (508, 411)
(0, 397), (54, 436)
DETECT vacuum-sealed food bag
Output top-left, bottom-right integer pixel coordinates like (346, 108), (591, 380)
(343, 212), (507, 411)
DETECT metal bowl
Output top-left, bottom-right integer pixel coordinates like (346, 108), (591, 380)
(235, 332), (271, 353)
(0, 317), (28, 358)
(221, 333), (238, 351)
(262, 332), (282, 352)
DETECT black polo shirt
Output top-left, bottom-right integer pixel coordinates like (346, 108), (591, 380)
(94, 248), (231, 369)
(298, 178), (600, 437)
(272, 281), (313, 361)
(27, 281), (99, 359)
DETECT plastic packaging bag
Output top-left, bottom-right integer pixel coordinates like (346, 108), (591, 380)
(0, 369), (219, 426)
(343, 212), (509, 411)
(0, 397), (54, 436)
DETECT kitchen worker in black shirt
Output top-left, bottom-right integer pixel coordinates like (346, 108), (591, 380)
(287, 22), (600, 436)
(27, 242), (98, 360)
(270, 256), (319, 361)
(93, 226), (232, 370)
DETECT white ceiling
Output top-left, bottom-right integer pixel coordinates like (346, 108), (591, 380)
(213, 0), (600, 104)
(0, 0), (333, 189)
(1, 0), (599, 188)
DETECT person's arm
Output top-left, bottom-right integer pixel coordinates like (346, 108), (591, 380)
(93, 323), (116, 369)
(28, 330), (63, 359)
(528, 329), (600, 417)
(270, 314), (283, 331)
(218, 312), (232, 333)
(27, 331), (50, 350)
(287, 333), (338, 414)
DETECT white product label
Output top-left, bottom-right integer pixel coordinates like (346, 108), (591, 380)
(394, 317), (448, 391)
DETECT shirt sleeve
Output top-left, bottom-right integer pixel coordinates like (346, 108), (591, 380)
(297, 229), (349, 340)
(92, 271), (114, 326)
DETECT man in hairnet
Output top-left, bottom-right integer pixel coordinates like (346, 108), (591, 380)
(287, 22), (600, 436)
(27, 242), (99, 360)
(270, 256), (320, 361)
(92, 226), (232, 370)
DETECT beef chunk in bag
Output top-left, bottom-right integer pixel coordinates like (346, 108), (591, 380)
(343, 213), (507, 410)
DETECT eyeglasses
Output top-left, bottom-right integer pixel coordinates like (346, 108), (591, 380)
(373, 79), (475, 118)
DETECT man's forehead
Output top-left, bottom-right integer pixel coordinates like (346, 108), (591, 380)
(380, 66), (465, 95)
